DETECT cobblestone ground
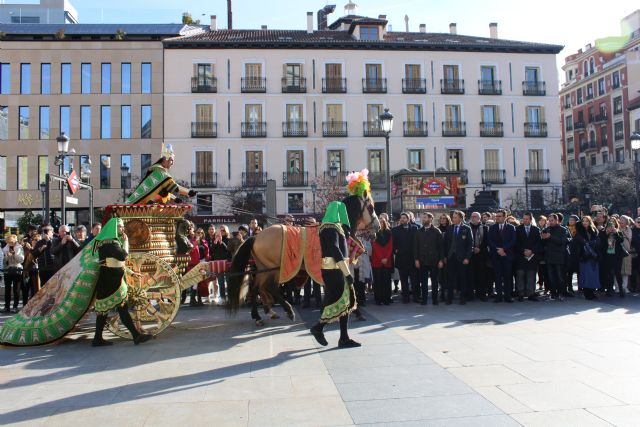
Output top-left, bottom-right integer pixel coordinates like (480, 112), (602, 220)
(2, 283), (640, 426)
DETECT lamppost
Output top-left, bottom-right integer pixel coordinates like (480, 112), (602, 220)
(310, 182), (317, 217)
(631, 132), (640, 215)
(120, 165), (129, 203)
(54, 132), (72, 225)
(329, 161), (338, 179)
(39, 182), (46, 219)
(379, 108), (394, 216)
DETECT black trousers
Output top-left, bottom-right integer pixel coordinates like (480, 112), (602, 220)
(470, 255), (488, 298)
(38, 270), (55, 288)
(546, 263), (565, 297)
(4, 272), (22, 309)
(602, 256), (623, 293)
(372, 268), (392, 303)
(446, 256), (468, 302)
(418, 264), (439, 303)
(398, 267), (418, 299)
(94, 303), (140, 340)
(493, 256), (513, 299)
(303, 278), (321, 306)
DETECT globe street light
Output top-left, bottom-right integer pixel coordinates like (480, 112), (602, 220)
(379, 108), (394, 217)
(631, 132), (640, 214)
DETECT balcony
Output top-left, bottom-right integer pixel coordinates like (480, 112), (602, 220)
(403, 121), (428, 137)
(323, 121), (348, 137)
(241, 122), (267, 137)
(481, 169), (506, 184)
(241, 77), (266, 93)
(281, 77), (307, 93)
(191, 76), (217, 93)
(574, 121), (586, 130)
(601, 136), (608, 147)
(242, 172), (267, 187)
(363, 121), (385, 137)
(612, 81), (621, 90)
(525, 169), (550, 184)
(586, 93), (594, 101)
(191, 122), (217, 138)
(442, 121), (467, 137)
(283, 171), (308, 187)
(282, 121), (308, 137)
(594, 112), (607, 123)
(566, 122), (574, 131)
(564, 101), (572, 109)
(478, 80), (502, 95)
(441, 79), (465, 94)
(522, 81), (546, 96)
(524, 122), (548, 137)
(589, 114), (595, 123)
(585, 139), (598, 152)
(402, 78), (426, 94)
(191, 172), (218, 188)
(480, 122), (504, 137)
(615, 131), (624, 141)
(322, 78), (347, 93)
(368, 171), (387, 188)
(459, 170), (469, 185)
(323, 170), (349, 183)
(614, 106), (623, 115)
(362, 78), (387, 93)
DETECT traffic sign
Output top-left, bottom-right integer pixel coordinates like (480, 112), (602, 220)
(67, 170), (80, 195)
(424, 178), (445, 194)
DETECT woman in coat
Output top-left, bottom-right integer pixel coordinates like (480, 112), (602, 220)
(371, 217), (393, 305)
(565, 215), (581, 295)
(537, 215), (549, 294)
(599, 218), (627, 297)
(619, 215), (634, 293)
(574, 216), (600, 300)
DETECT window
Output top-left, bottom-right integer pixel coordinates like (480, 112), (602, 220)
(19, 106), (29, 139)
(586, 83), (593, 99)
(484, 149), (500, 170)
(100, 155), (111, 189)
(59, 106), (70, 136)
(141, 105), (152, 139)
(101, 106), (111, 139)
(61, 63), (71, 94)
(602, 151), (609, 164)
(0, 106), (7, 140)
(525, 66), (540, 82)
(365, 63), (382, 82)
(38, 156), (48, 185)
(368, 149), (384, 173)
(121, 105), (131, 139)
(447, 149), (463, 171)
(613, 96), (623, 114)
(81, 63), (91, 94)
(528, 149), (543, 170)
(565, 115), (573, 131)
(121, 154), (131, 189)
(598, 78), (605, 96)
(406, 104), (423, 128)
(81, 106), (91, 139)
(445, 104), (462, 123)
(576, 88), (583, 104)
(616, 148), (624, 163)
(366, 104), (383, 123)
(10, 16), (39, 23)
(286, 150), (304, 176)
(141, 63), (152, 93)
(580, 157), (587, 169)
(327, 150), (344, 171)
(482, 105), (499, 123)
(79, 155), (90, 183)
(359, 26), (379, 40)
(567, 159), (575, 173)
(564, 94), (571, 108)
(121, 63), (131, 94)
(283, 63), (302, 87)
(101, 63), (111, 94)
(17, 156), (28, 190)
(526, 106), (544, 123)
(141, 154), (152, 176)
(0, 63), (10, 94)
(287, 193), (304, 213)
(408, 149), (424, 169)
(39, 106), (50, 140)
(589, 58), (595, 74)
(612, 71), (620, 89)
(566, 137), (574, 153)
(481, 65), (496, 82)
(63, 157), (72, 176)
(600, 126), (608, 145)
(583, 61), (588, 77)
(41, 63), (51, 94)
(0, 156), (5, 190)
(244, 104), (263, 131)
(245, 151), (263, 173)
(614, 121), (624, 140)
(195, 151), (214, 180)
(20, 63), (31, 94)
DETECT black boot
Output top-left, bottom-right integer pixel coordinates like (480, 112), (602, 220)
(117, 304), (153, 345)
(92, 314), (113, 347)
(310, 322), (328, 346)
(337, 315), (360, 348)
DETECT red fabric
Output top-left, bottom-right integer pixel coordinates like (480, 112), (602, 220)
(371, 238), (393, 268)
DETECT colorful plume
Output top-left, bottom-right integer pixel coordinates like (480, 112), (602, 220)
(345, 168), (371, 197)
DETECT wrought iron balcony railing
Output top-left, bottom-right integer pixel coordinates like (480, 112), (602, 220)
(478, 79), (502, 95)
(241, 122), (267, 137)
(191, 122), (217, 138)
(191, 172), (218, 188)
(402, 78), (426, 94)
(191, 76), (217, 93)
(403, 121), (428, 137)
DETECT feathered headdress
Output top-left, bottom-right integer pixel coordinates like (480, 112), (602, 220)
(161, 143), (175, 160)
(345, 168), (371, 198)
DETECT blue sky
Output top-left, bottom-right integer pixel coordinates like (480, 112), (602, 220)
(66, 0), (639, 56)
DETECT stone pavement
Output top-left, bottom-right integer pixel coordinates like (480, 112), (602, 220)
(1, 292), (640, 426)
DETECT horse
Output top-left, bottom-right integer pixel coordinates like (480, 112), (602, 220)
(226, 193), (380, 326)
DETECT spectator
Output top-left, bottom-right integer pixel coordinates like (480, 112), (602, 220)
(254, 226), (263, 236)
(515, 212), (542, 301)
(565, 215), (580, 296)
(599, 218), (626, 298)
(372, 216), (393, 305)
(3, 235), (25, 313)
(21, 225), (40, 297)
(32, 225), (56, 286)
(219, 225), (230, 246)
(443, 210), (473, 305)
(238, 225), (249, 239)
(542, 213), (570, 301)
(575, 216), (600, 300)
(227, 231), (244, 257)
(537, 215), (549, 293)
(488, 209), (516, 303)
(619, 215), (634, 293)
(414, 212), (443, 306)
(392, 212), (418, 303)
(468, 212), (489, 301)
(84, 222), (102, 246)
(74, 225), (88, 247)
(209, 228), (230, 303)
(52, 225), (80, 270)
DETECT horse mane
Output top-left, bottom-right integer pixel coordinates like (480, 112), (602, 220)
(341, 194), (363, 237)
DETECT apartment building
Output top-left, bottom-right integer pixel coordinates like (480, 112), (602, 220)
(0, 23), (202, 225)
(560, 10), (640, 179)
(164, 9), (563, 217)
(0, 0), (78, 24)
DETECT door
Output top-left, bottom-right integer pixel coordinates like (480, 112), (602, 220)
(526, 106), (544, 127)
(245, 104), (263, 133)
(481, 65), (495, 82)
(365, 64), (382, 89)
(528, 149), (542, 170)
(445, 105), (461, 131)
(484, 149), (500, 170)
(367, 104), (383, 127)
(325, 63), (342, 89)
(481, 105), (498, 127)
(287, 150), (303, 173)
(326, 104), (343, 133)
(405, 64), (420, 80)
(246, 151), (263, 185)
(447, 149), (462, 171)
(328, 150), (344, 171)
(245, 63), (262, 88)
(195, 104), (213, 134)
(195, 151), (213, 186)
(525, 66), (539, 82)
(195, 64), (212, 85)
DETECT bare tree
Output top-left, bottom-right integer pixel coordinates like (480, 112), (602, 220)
(306, 176), (347, 215)
(564, 168), (636, 215)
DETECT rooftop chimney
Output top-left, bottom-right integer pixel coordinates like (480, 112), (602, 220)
(261, 25), (267, 30)
(227, 0), (232, 30)
(307, 12), (313, 33)
(317, 4), (336, 31)
(449, 23), (457, 35)
(489, 22), (497, 39)
(210, 15), (217, 31)
(404, 15), (409, 32)
(419, 23), (426, 33)
(378, 14), (386, 20)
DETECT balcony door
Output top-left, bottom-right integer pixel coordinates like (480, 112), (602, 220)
(482, 105), (499, 124)
(325, 63), (342, 79)
(405, 64), (420, 80)
(447, 149), (463, 171)
(484, 149), (500, 170)
(525, 66), (540, 82)
(407, 104), (423, 123)
(528, 149), (543, 170)
(245, 63), (262, 78)
(195, 151), (213, 186)
(368, 150), (384, 173)
(443, 65), (459, 81)
(286, 104), (302, 124)
(445, 104), (461, 124)
(284, 64), (303, 86)
(194, 64), (213, 84)
(481, 65), (496, 82)
(526, 106), (543, 124)
(196, 104), (213, 124)
(245, 104), (263, 131)
(367, 104), (383, 124)
(287, 150), (304, 173)
(328, 150), (344, 171)
(246, 151), (263, 173)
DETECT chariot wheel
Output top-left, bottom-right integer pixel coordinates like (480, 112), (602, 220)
(106, 253), (182, 339)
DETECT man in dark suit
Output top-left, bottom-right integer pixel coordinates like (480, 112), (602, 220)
(487, 209), (516, 303)
(392, 212), (418, 303)
(515, 212), (542, 301)
(468, 212), (489, 301)
(443, 210), (473, 305)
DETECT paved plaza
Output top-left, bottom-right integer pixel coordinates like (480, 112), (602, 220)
(2, 293), (640, 426)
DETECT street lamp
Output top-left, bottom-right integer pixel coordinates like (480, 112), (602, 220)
(55, 132), (70, 225)
(631, 132), (640, 214)
(39, 182), (47, 219)
(379, 108), (394, 216)
(120, 165), (129, 203)
(329, 161), (338, 179)
(310, 182), (317, 217)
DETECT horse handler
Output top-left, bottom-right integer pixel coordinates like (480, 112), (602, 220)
(310, 201), (361, 348)
(91, 217), (152, 347)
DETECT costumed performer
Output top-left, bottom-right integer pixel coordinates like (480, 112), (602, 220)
(91, 217), (152, 346)
(127, 143), (198, 204)
(310, 201), (361, 348)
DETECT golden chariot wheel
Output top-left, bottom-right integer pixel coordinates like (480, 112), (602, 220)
(106, 252), (182, 339)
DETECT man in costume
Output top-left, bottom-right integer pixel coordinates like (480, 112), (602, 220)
(92, 217), (152, 346)
(310, 201), (360, 348)
(127, 143), (197, 204)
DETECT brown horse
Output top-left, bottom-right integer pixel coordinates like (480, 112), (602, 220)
(226, 194), (380, 325)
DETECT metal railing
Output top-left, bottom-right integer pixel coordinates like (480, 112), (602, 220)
(363, 121), (385, 137)
(191, 172), (218, 188)
(282, 121), (308, 137)
(281, 77), (306, 93)
(322, 78), (347, 93)
(242, 172), (268, 187)
(524, 122), (548, 137)
(402, 78), (426, 94)
(481, 169), (506, 184)
(241, 122), (267, 137)
(574, 121), (586, 130)
(362, 78), (387, 93)
(403, 121), (428, 137)
(441, 78), (465, 94)
(191, 122), (217, 138)
(480, 122), (504, 137)
(478, 79), (502, 95)
(323, 170), (349, 183)
(282, 171), (308, 187)
(241, 77), (266, 92)
(368, 172), (387, 187)
(442, 121), (467, 137)
(322, 121), (348, 137)
(191, 76), (217, 93)
(526, 169), (550, 184)
(522, 81), (546, 96)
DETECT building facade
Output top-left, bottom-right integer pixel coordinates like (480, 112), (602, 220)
(0, 24), (201, 226)
(560, 10), (640, 180)
(0, 0), (78, 24)
(164, 11), (563, 217)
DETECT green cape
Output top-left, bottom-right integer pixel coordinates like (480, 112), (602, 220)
(322, 201), (350, 228)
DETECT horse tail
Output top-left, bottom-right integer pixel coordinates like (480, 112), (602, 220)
(226, 236), (256, 315)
